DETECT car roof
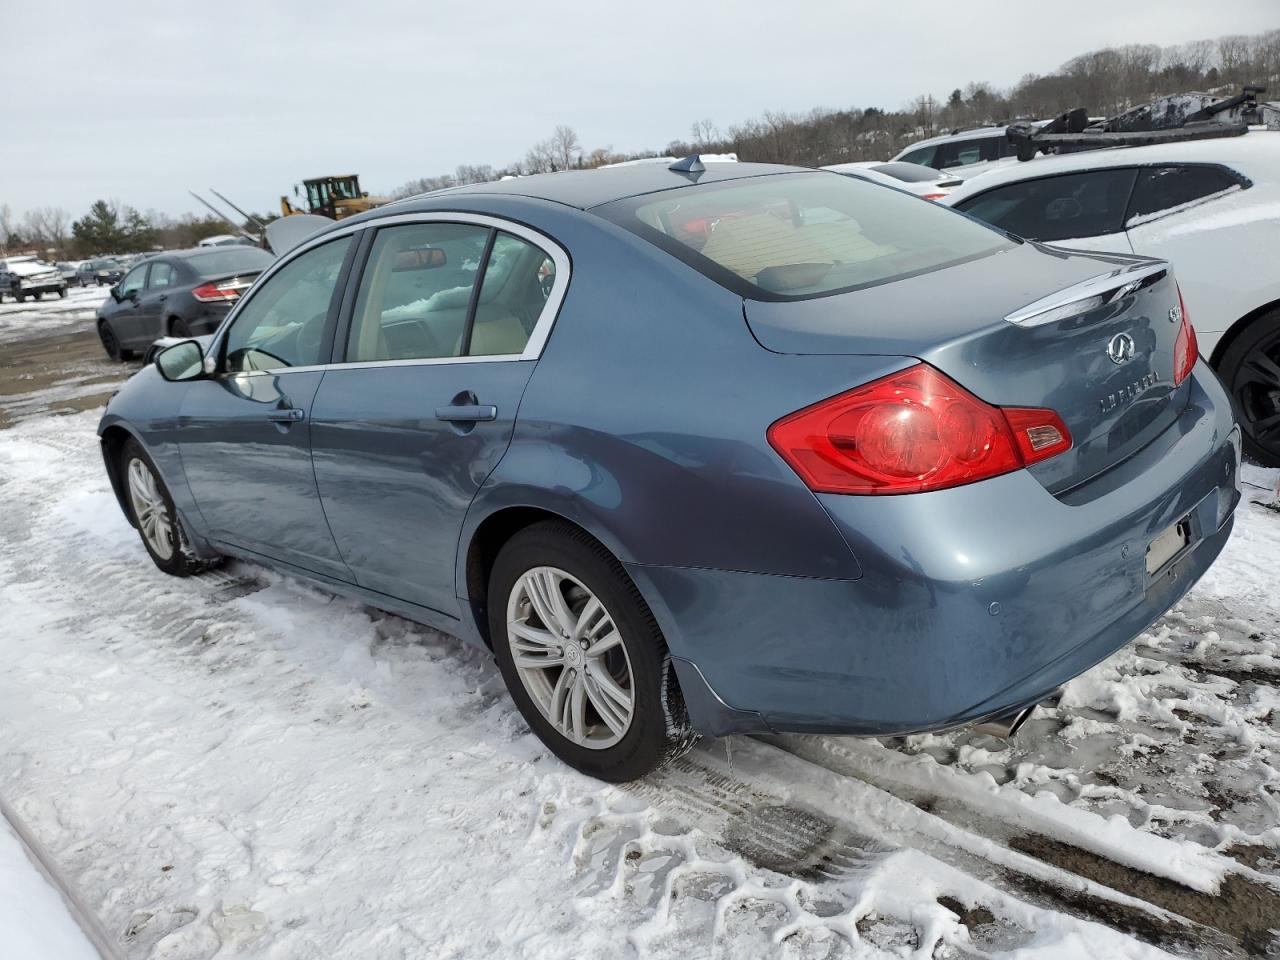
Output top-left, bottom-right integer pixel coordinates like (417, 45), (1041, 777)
(894, 120), (1055, 156)
(382, 161), (810, 213)
(945, 131), (1280, 200)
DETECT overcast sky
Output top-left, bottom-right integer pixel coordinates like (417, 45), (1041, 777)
(2, 0), (1277, 221)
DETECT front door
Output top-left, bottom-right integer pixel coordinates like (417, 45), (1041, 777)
(110, 263), (150, 347)
(310, 220), (562, 615)
(178, 234), (356, 579)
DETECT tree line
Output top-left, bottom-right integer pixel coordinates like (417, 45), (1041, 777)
(0, 200), (273, 260)
(390, 28), (1280, 194)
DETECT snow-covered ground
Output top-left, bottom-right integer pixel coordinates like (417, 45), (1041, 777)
(0, 297), (1278, 958)
(0, 284), (108, 344)
(1, 806), (109, 960)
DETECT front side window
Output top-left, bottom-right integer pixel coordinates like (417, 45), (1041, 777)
(955, 168), (1138, 243)
(1126, 164), (1242, 224)
(148, 262), (175, 288)
(601, 171), (1012, 300)
(222, 236), (351, 373)
(119, 265), (146, 296)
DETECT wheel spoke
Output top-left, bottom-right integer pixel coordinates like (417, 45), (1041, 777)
(583, 673), (628, 737)
(522, 572), (562, 635)
(540, 569), (576, 635)
(513, 652), (564, 670)
(585, 630), (623, 658)
(1253, 410), (1280, 439)
(508, 620), (559, 649)
(548, 668), (572, 733)
(587, 664), (633, 715)
(568, 671), (588, 742)
(573, 595), (612, 645)
(1242, 352), (1280, 391)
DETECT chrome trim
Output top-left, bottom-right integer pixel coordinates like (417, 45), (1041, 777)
(1004, 260), (1168, 328)
(203, 211), (571, 376)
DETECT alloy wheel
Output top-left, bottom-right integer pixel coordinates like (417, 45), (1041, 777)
(505, 566), (635, 749)
(1231, 329), (1280, 461)
(126, 458), (175, 560)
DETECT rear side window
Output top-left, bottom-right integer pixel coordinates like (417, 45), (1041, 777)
(600, 172), (1012, 301)
(1126, 164), (1243, 224)
(935, 136), (1003, 169)
(955, 168), (1138, 242)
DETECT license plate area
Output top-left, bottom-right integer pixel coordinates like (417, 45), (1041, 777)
(1146, 516), (1191, 576)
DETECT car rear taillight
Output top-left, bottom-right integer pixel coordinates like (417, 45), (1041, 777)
(767, 363), (1072, 495)
(191, 279), (251, 303)
(919, 192), (948, 201)
(1173, 285), (1197, 386)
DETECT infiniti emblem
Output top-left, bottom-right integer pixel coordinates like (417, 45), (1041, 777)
(1107, 332), (1136, 364)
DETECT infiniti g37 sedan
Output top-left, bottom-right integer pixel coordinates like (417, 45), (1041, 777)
(98, 162), (1241, 782)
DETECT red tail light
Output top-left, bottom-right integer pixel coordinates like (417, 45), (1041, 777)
(767, 363), (1072, 495)
(191, 279), (250, 303)
(919, 192), (948, 201)
(1173, 285), (1197, 386)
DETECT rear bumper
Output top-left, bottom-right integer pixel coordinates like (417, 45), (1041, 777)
(630, 365), (1241, 737)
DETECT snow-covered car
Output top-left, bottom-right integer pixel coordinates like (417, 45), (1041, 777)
(822, 161), (963, 199)
(0, 258), (67, 301)
(892, 122), (1048, 176)
(56, 260), (82, 284)
(1, 799), (121, 960)
(943, 131), (1280, 466)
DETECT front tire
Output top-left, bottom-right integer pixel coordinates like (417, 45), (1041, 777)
(1217, 308), (1280, 467)
(120, 439), (221, 577)
(488, 521), (697, 782)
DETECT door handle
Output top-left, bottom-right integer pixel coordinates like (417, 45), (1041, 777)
(267, 408), (305, 422)
(435, 404), (497, 422)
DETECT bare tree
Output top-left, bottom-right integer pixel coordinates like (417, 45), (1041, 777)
(23, 206), (71, 252)
(0, 204), (14, 252)
(690, 118), (719, 147)
(549, 125), (581, 170)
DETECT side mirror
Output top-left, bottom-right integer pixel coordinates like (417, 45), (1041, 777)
(109, 284), (122, 302)
(155, 340), (205, 382)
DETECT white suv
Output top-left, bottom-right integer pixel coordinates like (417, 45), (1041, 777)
(942, 132), (1280, 465)
(892, 122), (1048, 176)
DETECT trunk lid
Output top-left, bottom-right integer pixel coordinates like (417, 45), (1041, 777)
(744, 244), (1190, 493)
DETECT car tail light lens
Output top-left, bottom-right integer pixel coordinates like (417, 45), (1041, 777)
(767, 363), (1073, 495)
(191, 278), (251, 302)
(1173, 285), (1197, 386)
(919, 192), (948, 201)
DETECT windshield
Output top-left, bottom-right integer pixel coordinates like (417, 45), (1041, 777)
(599, 172), (1012, 300)
(91, 259), (120, 269)
(188, 248), (274, 277)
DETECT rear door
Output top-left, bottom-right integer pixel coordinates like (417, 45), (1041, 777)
(310, 216), (568, 617)
(135, 260), (176, 342)
(954, 168), (1138, 253)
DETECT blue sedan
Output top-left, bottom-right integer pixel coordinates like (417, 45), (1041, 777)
(98, 160), (1241, 781)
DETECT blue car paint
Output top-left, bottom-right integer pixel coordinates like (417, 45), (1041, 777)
(99, 165), (1241, 740)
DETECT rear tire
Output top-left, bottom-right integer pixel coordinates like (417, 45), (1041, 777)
(1217, 308), (1280, 467)
(120, 439), (221, 577)
(488, 521), (697, 782)
(57, 286), (67, 298)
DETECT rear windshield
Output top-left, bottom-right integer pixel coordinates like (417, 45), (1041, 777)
(187, 248), (274, 276)
(599, 172), (1012, 300)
